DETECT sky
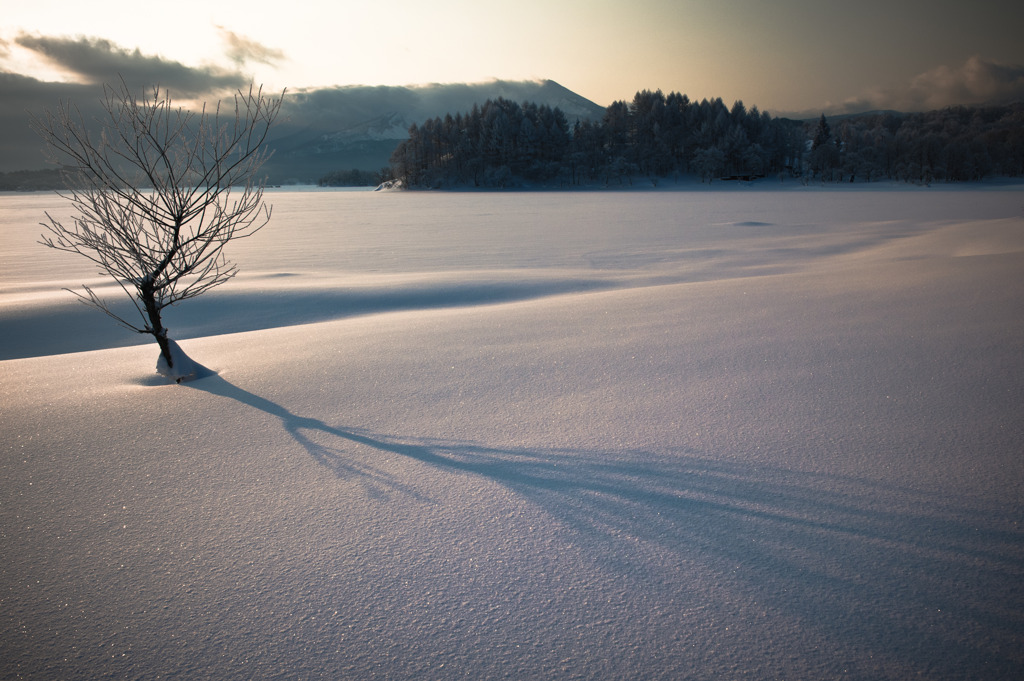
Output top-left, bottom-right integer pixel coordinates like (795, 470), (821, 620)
(2, 0), (1023, 115)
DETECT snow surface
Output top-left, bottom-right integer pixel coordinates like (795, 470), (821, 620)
(2, 183), (1023, 679)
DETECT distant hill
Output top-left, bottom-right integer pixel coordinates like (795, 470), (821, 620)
(262, 80), (606, 184)
(0, 77), (604, 185)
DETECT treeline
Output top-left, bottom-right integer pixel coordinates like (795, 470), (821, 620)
(389, 92), (803, 188)
(388, 90), (1024, 188)
(808, 106), (1024, 183)
(0, 168), (65, 191)
(317, 168), (392, 187)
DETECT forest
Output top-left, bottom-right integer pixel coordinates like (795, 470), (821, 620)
(7, 90), (1020, 191)
(0, 168), (65, 191)
(386, 90), (1024, 188)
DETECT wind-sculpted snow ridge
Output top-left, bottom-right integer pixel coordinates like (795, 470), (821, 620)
(0, 217), (915, 360)
(0, 274), (617, 360)
(0, 196), (952, 360)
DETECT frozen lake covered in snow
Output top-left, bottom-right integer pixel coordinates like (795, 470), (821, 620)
(2, 184), (1023, 679)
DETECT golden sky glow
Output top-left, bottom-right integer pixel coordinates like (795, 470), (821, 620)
(3, 0), (1023, 114)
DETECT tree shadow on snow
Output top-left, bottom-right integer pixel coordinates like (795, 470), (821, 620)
(188, 372), (1024, 678)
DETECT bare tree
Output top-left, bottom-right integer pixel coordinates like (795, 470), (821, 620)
(33, 80), (283, 382)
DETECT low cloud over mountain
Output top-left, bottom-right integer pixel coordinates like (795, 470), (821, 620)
(830, 55), (1024, 115)
(265, 80), (605, 182)
(0, 33), (603, 179)
(6, 33), (1020, 181)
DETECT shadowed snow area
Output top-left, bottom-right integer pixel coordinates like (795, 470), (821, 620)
(0, 273), (617, 359)
(2, 186), (1023, 679)
(4, 188), (1015, 360)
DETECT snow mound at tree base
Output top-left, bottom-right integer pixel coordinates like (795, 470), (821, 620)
(155, 338), (215, 383)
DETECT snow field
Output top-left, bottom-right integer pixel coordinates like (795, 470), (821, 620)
(2, 185), (1023, 679)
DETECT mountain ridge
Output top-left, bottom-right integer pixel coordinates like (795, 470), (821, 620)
(263, 79), (606, 183)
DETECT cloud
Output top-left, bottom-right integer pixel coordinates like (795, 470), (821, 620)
(834, 56), (1024, 114)
(217, 27), (285, 67)
(277, 79), (602, 134)
(0, 34), (260, 170)
(908, 56), (1024, 108)
(13, 33), (246, 98)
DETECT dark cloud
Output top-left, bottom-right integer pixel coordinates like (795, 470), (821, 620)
(217, 28), (285, 67)
(13, 33), (246, 99)
(0, 34), (256, 170)
(834, 56), (1024, 114)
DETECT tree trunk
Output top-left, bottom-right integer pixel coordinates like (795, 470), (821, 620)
(153, 328), (173, 369)
(141, 286), (173, 369)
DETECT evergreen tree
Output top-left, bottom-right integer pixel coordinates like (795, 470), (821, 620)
(387, 91), (1023, 188)
(812, 114), (832, 151)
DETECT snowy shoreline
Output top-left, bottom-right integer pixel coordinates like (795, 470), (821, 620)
(8, 174), (1024, 196)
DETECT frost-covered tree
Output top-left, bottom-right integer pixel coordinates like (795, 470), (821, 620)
(811, 114), (832, 151)
(809, 114), (840, 179)
(388, 90), (1023, 188)
(33, 80), (282, 382)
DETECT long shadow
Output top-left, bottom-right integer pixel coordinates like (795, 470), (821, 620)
(189, 373), (1024, 678)
(0, 277), (615, 360)
(187, 372), (436, 501)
